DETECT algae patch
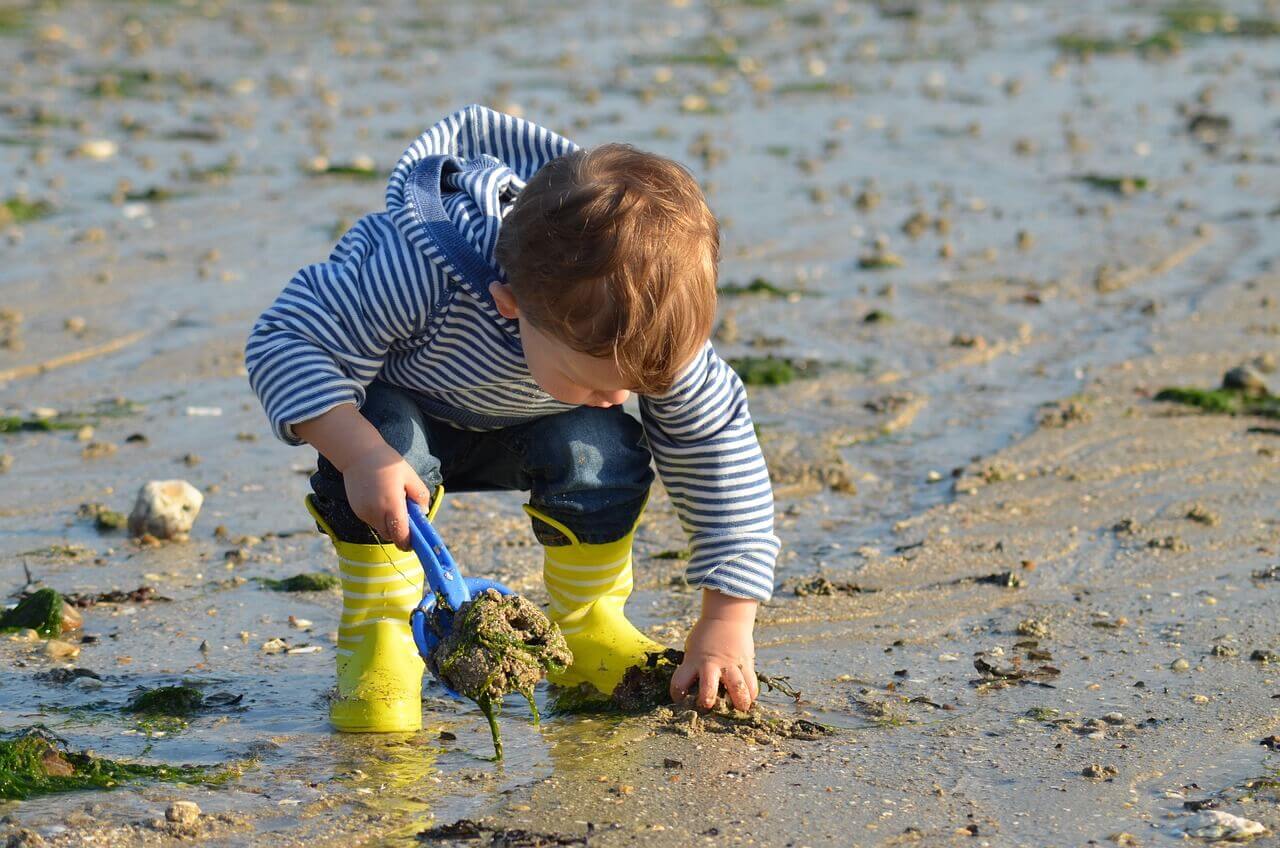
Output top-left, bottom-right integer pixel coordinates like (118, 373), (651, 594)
(0, 727), (213, 800)
(260, 572), (340, 592)
(426, 589), (571, 759)
(1, 589), (68, 638)
(1155, 387), (1280, 419)
(125, 686), (205, 716)
(728, 355), (819, 386)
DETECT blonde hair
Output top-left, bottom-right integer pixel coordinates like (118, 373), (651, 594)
(495, 144), (718, 394)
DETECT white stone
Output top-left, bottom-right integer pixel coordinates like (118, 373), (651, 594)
(165, 800), (201, 826)
(128, 480), (203, 540)
(1184, 811), (1267, 841)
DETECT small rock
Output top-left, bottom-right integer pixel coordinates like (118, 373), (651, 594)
(1107, 833), (1138, 846)
(1171, 658), (1190, 672)
(1017, 617), (1050, 638)
(45, 639), (80, 660)
(1185, 504), (1220, 526)
(76, 139), (118, 160)
(127, 480), (204, 540)
(1222, 365), (1268, 397)
(165, 801), (201, 826)
(261, 638), (288, 654)
(1183, 810), (1267, 841)
(1083, 763), (1118, 780)
(4, 828), (47, 848)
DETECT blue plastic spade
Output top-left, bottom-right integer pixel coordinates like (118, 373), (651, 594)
(406, 498), (513, 698)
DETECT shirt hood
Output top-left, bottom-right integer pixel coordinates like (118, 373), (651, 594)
(385, 105), (579, 309)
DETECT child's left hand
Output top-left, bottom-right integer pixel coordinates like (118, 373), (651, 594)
(670, 590), (759, 711)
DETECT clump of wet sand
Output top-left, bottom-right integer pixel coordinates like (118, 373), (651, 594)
(426, 589), (571, 758)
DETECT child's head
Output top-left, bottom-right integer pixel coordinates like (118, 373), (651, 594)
(492, 143), (718, 406)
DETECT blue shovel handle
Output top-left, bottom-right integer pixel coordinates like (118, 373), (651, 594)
(406, 499), (470, 612)
(405, 498), (513, 699)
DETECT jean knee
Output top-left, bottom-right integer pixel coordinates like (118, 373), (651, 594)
(539, 407), (652, 488)
(526, 407), (654, 544)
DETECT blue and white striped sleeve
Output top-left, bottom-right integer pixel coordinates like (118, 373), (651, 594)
(640, 343), (781, 602)
(244, 213), (432, 444)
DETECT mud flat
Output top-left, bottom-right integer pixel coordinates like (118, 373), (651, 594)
(2, 0), (1278, 845)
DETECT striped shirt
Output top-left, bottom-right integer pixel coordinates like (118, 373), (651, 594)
(245, 105), (779, 601)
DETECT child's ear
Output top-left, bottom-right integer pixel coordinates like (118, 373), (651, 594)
(489, 282), (520, 320)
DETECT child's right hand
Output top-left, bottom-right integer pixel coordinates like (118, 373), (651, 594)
(294, 403), (431, 551)
(342, 444), (431, 550)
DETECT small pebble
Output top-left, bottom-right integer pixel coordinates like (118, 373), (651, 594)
(165, 801), (201, 826)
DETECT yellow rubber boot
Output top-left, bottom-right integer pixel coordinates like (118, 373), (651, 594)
(524, 505), (665, 696)
(306, 494), (436, 733)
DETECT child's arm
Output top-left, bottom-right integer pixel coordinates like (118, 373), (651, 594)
(640, 343), (781, 709)
(292, 404), (430, 550)
(669, 589), (758, 711)
(245, 213), (442, 547)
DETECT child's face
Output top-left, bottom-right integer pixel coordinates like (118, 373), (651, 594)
(490, 283), (633, 408)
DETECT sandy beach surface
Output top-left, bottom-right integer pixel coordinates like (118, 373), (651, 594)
(2, 1), (1278, 845)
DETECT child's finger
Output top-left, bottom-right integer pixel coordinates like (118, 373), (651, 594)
(697, 663), (721, 709)
(382, 504), (411, 550)
(722, 664), (753, 711)
(744, 661), (760, 702)
(404, 476), (431, 510)
(669, 662), (697, 703)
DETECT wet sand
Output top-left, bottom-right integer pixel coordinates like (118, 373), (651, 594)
(2, 0), (1278, 845)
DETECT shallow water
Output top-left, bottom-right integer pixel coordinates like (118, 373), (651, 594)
(2, 0), (1279, 844)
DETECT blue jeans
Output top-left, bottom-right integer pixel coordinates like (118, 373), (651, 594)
(310, 381), (654, 545)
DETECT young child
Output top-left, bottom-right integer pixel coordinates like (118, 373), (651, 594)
(246, 105), (779, 732)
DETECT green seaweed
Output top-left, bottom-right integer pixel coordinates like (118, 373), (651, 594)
(85, 67), (219, 100)
(125, 686), (203, 716)
(1155, 387), (1280, 419)
(0, 7), (27, 34)
(1054, 30), (1182, 56)
(186, 155), (241, 183)
(0, 728), (215, 800)
(718, 277), (803, 298)
(858, 252), (904, 270)
(1162, 3), (1280, 36)
(730, 356), (793, 385)
(1, 401), (140, 436)
(311, 163), (380, 180)
(0, 589), (64, 638)
(775, 80), (854, 96)
(729, 355), (820, 386)
(0, 416), (82, 434)
(78, 503), (127, 531)
(260, 572), (340, 592)
(1075, 174), (1151, 194)
(2, 196), (54, 224)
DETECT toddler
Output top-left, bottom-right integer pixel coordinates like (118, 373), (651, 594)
(246, 105), (779, 731)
